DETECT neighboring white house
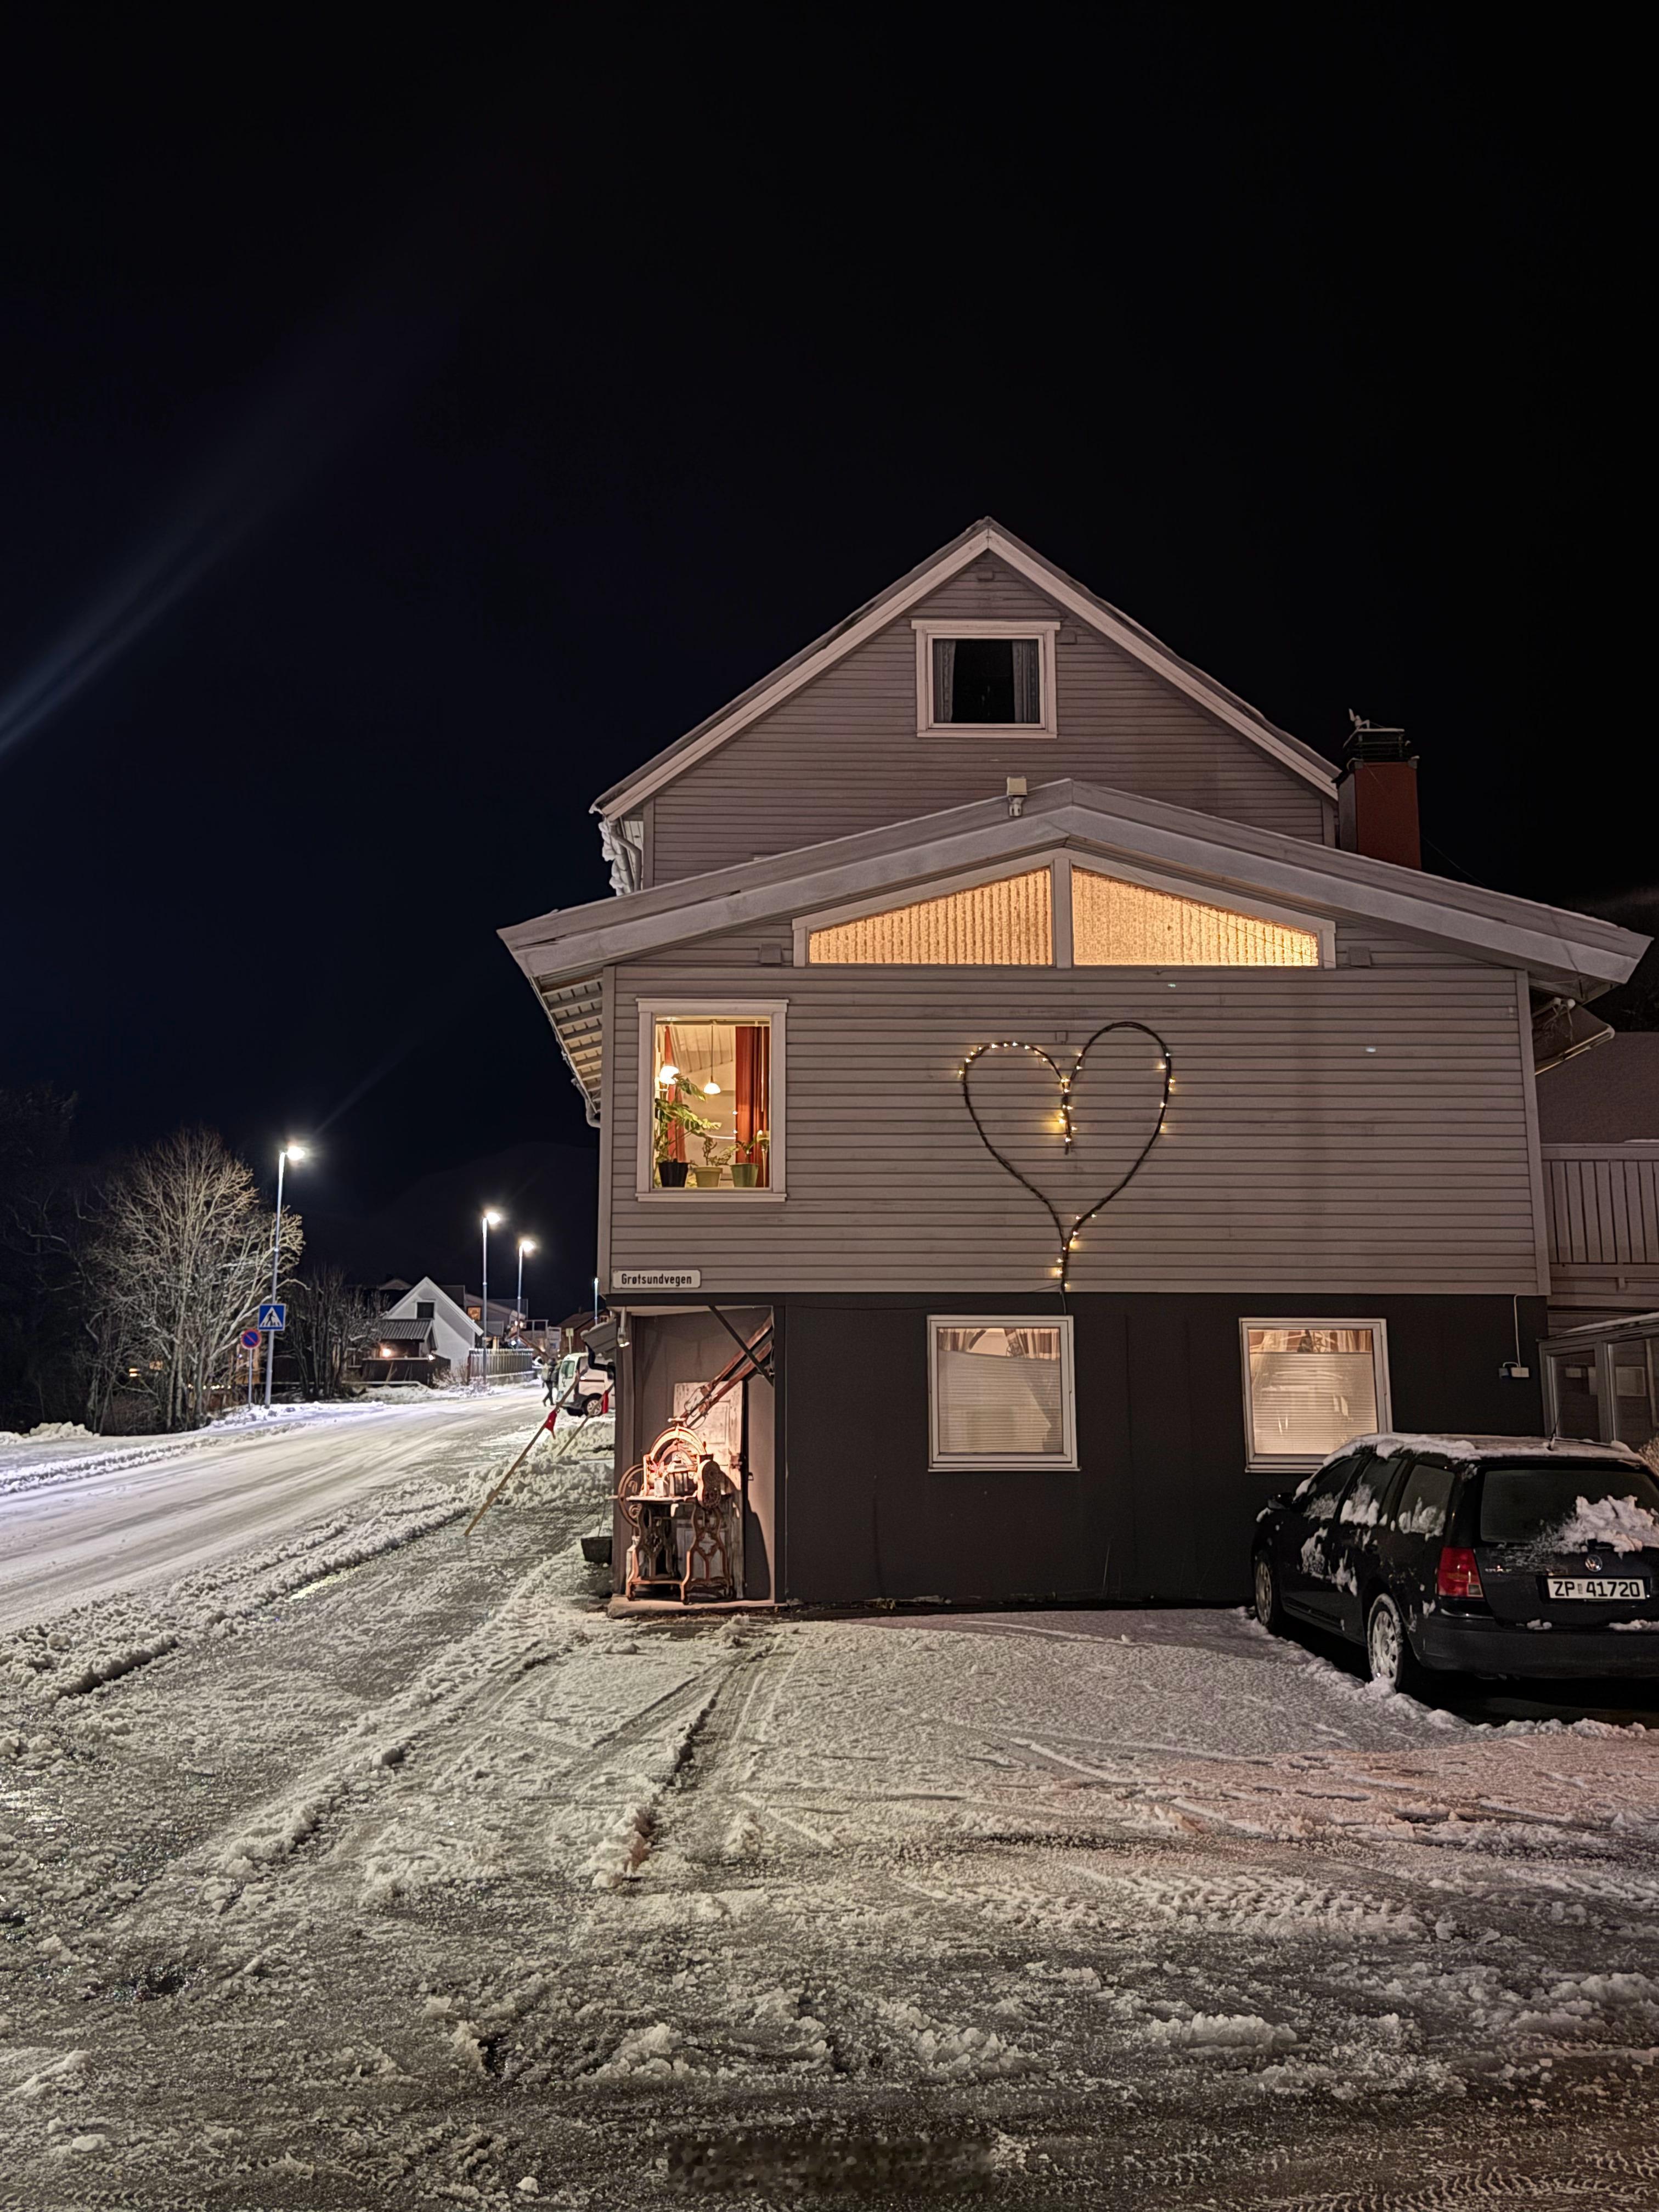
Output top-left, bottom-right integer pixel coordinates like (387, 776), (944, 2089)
(380, 1278), (480, 1375)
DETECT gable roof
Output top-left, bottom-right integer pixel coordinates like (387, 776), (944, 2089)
(505, 778), (1649, 1119)
(592, 518), (1336, 821)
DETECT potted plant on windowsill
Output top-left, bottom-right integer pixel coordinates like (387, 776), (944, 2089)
(654, 1093), (714, 1189)
(731, 1130), (769, 1188)
(692, 1136), (732, 1189)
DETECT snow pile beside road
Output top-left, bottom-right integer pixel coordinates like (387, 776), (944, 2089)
(0, 1420), (94, 1445)
(464, 1429), (614, 1514)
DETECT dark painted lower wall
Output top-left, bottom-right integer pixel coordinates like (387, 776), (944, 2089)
(775, 1292), (1548, 1605)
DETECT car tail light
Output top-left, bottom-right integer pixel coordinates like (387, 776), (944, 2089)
(1436, 1546), (1484, 1601)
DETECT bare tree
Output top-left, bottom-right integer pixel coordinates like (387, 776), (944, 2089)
(83, 1128), (301, 1431)
(286, 1263), (377, 1400)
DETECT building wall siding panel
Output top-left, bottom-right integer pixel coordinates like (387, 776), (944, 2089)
(1543, 1148), (1659, 1269)
(648, 558), (1330, 883)
(610, 952), (1541, 1295)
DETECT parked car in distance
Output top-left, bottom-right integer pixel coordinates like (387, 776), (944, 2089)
(550, 1348), (612, 1426)
(1252, 1433), (1659, 1691)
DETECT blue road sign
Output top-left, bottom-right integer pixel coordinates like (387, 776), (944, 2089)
(240, 1329), (261, 1351)
(258, 1302), (287, 1333)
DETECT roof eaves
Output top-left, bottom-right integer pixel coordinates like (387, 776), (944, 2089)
(503, 776), (1647, 994)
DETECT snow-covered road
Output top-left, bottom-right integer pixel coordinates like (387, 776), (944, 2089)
(4, 1423), (1659, 2207)
(0, 1389), (545, 1630)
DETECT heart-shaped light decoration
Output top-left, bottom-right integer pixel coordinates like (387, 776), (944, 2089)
(960, 1020), (1173, 1290)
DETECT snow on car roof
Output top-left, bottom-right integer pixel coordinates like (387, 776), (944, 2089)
(1316, 1432), (1650, 1471)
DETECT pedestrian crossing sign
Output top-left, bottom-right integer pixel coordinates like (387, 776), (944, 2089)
(258, 1302), (287, 1332)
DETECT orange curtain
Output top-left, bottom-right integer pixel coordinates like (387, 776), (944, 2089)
(735, 1023), (770, 1186)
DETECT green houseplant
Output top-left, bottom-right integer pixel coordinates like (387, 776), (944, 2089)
(731, 1128), (769, 1188)
(654, 1092), (714, 1189)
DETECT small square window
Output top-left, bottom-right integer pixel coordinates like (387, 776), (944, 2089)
(1240, 1319), (1391, 1472)
(913, 622), (1057, 735)
(929, 1316), (1076, 1470)
(415, 1300), (435, 1319)
(934, 637), (1042, 724)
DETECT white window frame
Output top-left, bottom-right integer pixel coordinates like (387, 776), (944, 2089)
(912, 618), (1060, 738)
(635, 1001), (787, 1201)
(928, 1313), (1078, 1471)
(1239, 1315), (1392, 1475)
(791, 851), (1333, 968)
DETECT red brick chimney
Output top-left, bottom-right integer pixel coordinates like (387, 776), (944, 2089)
(1338, 715), (1420, 869)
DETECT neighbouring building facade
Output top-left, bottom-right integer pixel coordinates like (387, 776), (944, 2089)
(502, 521), (1647, 1605)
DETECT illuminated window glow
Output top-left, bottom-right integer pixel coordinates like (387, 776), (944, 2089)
(649, 1015), (772, 1190)
(1242, 1321), (1391, 1469)
(929, 1316), (1077, 1469)
(1072, 867), (1319, 966)
(808, 869), (1052, 965)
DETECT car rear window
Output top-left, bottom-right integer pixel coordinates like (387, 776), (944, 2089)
(1476, 1462), (1659, 1546)
(1391, 1460), (1456, 1540)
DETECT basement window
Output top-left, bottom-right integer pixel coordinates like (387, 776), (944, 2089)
(1240, 1319), (1391, 1473)
(929, 1317), (1077, 1470)
(638, 1006), (786, 1196)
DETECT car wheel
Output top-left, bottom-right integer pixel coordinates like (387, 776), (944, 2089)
(1365, 1593), (1425, 1695)
(1252, 1548), (1285, 1634)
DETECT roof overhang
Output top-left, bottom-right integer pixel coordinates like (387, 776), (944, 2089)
(592, 518), (1336, 820)
(504, 778), (1649, 1008)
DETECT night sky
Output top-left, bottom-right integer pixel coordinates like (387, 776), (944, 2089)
(0, 15), (1636, 1316)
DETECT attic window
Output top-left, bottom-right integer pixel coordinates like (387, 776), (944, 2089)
(913, 620), (1058, 736)
(936, 639), (1039, 723)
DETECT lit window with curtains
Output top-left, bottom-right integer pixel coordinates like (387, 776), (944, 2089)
(1242, 1323), (1389, 1469)
(652, 1017), (771, 1189)
(1072, 867), (1320, 966)
(808, 869), (1052, 965)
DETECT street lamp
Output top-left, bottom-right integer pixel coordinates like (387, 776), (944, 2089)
(479, 1210), (503, 1386)
(264, 1142), (307, 1409)
(515, 1237), (537, 1330)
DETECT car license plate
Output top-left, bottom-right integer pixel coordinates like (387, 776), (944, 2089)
(1545, 1576), (1648, 1601)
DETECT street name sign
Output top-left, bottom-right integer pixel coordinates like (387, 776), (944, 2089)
(613, 1268), (701, 1291)
(258, 1302), (287, 1332)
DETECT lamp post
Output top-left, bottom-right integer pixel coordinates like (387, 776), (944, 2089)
(515, 1237), (536, 1333)
(263, 1143), (307, 1409)
(479, 1210), (503, 1387)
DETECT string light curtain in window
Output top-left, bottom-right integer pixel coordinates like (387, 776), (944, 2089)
(1071, 868), (1319, 967)
(808, 869), (1052, 965)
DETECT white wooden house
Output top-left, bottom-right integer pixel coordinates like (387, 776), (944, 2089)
(379, 1277), (480, 1377)
(502, 521), (1648, 1604)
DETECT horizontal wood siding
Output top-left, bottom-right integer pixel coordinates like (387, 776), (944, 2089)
(649, 558), (1330, 883)
(609, 952), (1541, 1295)
(1543, 1148), (1659, 1267)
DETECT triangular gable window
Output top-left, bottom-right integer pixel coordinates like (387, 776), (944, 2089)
(798, 857), (1325, 966)
(806, 867), (1053, 965)
(1070, 866), (1321, 967)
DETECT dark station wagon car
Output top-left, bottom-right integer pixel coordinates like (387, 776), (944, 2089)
(1252, 1433), (1659, 1691)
